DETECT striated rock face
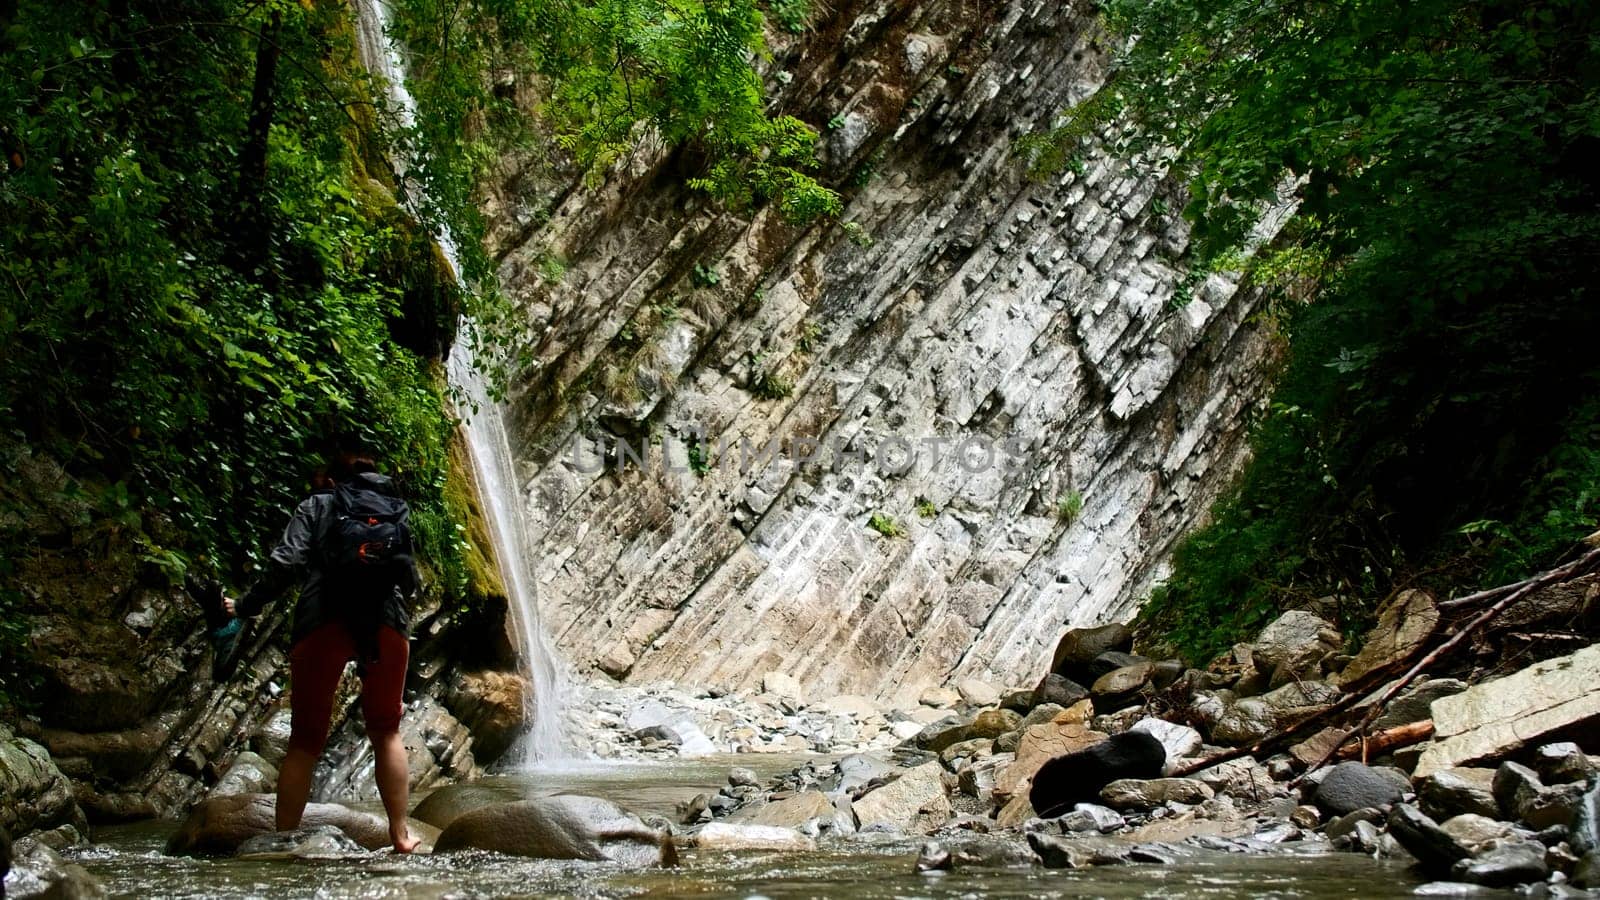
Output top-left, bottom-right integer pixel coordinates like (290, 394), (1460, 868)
(490, 0), (1284, 702)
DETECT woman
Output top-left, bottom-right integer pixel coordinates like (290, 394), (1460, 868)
(224, 451), (421, 853)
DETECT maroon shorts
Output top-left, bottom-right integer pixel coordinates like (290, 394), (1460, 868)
(287, 622), (408, 753)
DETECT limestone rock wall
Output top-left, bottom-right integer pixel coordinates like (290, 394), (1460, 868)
(490, 0), (1283, 703)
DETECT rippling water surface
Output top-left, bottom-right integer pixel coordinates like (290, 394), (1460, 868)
(77, 755), (1427, 899)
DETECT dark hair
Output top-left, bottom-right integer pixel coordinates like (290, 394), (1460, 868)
(329, 449), (379, 479)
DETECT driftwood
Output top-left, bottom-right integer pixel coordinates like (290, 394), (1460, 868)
(1297, 544), (1600, 780)
(1335, 720), (1434, 762)
(1171, 544), (1600, 781)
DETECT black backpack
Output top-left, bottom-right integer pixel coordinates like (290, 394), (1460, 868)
(320, 477), (413, 604)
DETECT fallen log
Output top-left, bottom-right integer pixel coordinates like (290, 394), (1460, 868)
(1172, 544), (1600, 781)
(1335, 719), (1433, 762)
(1298, 544), (1600, 780)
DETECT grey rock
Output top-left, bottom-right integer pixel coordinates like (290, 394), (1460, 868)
(728, 767), (760, 788)
(695, 822), (815, 852)
(1056, 803), (1125, 834)
(1373, 679), (1469, 731)
(852, 763), (951, 834)
(1128, 718), (1203, 771)
(1031, 675), (1089, 709)
(1412, 882), (1498, 896)
(1050, 624), (1133, 679)
(1291, 805), (1322, 829)
(1493, 761), (1583, 829)
(834, 754), (896, 793)
(1537, 743), (1596, 784)
(1452, 841), (1548, 887)
(1494, 761), (1545, 819)
(208, 751), (277, 799)
(1088, 651), (1149, 681)
(1573, 778), (1600, 855)
(1252, 611), (1341, 673)
(957, 752), (1012, 800)
(1027, 833), (1131, 869)
(1420, 768), (1500, 821)
(1440, 814), (1521, 854)
(1315, 762), (1407, 816)
(6, 839), (107, 899)
(248, 709), (293, 767)
(1324, 800), (1388, 839)
(999, 689), (1037, 713)
(1416, 645), (1600, 777)
(1210, 699), (1275, 745)
(1388, 804), (1473, 875)
(915, 840), (952, 871)
(0, 727), (86, 838)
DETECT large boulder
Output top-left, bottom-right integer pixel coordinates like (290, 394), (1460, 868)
(433, 794), (675, 866)
(208, 751), (278, 799)
(1027, 731), (1165, 818)
(1209, 699), (1275, 746)
(1313, 762), (1407, 816)
(1415, 644), (1600, 777)
(993, 715), (1107, 805)
(1049, 623), (1132, 682)
(164, 793), (438, 856)
(1099, 777), (1213, 810)
(1335, 590), (1438, 687)
(412, 782), (525, 830)
(1031, 674), (1089, 709)
(1250, 611), (1341, 676)
(0, 726), (86, 838)
(852, 763), (950, 834)
(4, 838), (106, 899)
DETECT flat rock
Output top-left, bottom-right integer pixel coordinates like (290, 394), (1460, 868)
(730, 790), (852, 834)
(919, 687), (961, 709)
(1535, 742), (1595, 783)
(694, 822), (816, 852)
(166, 793), (437, 856)
(1414, 644), (1600, 777)
(1438, 814), (1519, 854)
(762, 672), (805, 703)
(1027, 833), (1131, 869)
(1031, 674), (1089, 708)
(1056, 803), (1125, 833)
(1336, 590), (1439, 686)
(1090, 662), (1153, 706)
(1372, 678), (1468, 731)
(1451, 842), (1548, 887)
(1100, 778), (1214, 810)
(956, 679), (1001, 707)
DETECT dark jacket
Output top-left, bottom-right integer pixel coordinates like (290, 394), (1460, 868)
(235, 472), (417, 646)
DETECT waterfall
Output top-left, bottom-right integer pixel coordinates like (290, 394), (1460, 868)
(350, 0), (570, 764)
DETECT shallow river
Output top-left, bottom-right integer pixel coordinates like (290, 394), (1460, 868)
(77, 755), (1429, 899)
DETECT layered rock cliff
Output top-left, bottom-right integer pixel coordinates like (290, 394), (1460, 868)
(488, 0), (1286, 703)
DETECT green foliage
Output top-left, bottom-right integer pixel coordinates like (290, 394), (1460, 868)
(684, 437), (712, 477)
(796, 320), (823, 353)
(867, 512), (905, 538)
(766, 0), (813, 33)
(394, 0), (841, 237)
(750, 367), (795, 401)
(915, 497), (938, 519)
(1056, 490), (1084, 525)
(692, 262), (722, 288)
(0, 0), (471, 617)
(1071, 0), (1600, 660)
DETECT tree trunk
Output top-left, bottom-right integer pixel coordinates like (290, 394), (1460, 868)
(232, 9), (283, 274)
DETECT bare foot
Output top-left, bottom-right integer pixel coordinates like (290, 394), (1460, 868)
(391, 830), (421, 854)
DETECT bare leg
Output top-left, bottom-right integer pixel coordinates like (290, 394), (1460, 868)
(371, 730), (419, 853)
(275, 745), (318, 832)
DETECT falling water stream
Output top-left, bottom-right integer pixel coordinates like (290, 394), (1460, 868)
(351, 0), (569, 764)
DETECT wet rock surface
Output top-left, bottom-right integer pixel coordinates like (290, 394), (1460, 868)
(433, 795), (676, 866)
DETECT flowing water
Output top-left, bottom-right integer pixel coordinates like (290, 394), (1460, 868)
(75, 756), (1427, 899)
(350, 0), (570, 764)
